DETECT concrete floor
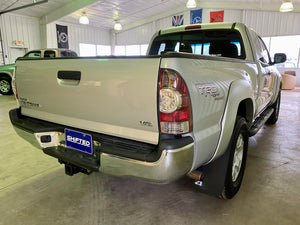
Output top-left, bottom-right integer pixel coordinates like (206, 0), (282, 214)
(0, 90), (300, 225)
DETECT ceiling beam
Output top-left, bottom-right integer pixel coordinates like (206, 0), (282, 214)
(40, 0), (98, 24)
(0, 0), (48, 15)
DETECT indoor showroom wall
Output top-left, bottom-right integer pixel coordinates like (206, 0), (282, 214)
(116, 8), (242, 45)
(116, 8), (300, 45)
(1, 7), (299, 66)
(0, 13), (41, 64)
(46, 21), (110, 56)
(0, 13), (111, 64)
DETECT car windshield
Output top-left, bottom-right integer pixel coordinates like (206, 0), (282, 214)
(23, 51), (41, 57)
(149, 29), (245, 59)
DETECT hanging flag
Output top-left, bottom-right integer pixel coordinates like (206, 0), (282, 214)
(56, 24), (69, 49)
(172, 15), (184, 26)
(210, 10), (224, 23)
(190, 9), (203, 24)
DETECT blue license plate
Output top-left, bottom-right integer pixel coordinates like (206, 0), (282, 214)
(65, 128), (93, 154)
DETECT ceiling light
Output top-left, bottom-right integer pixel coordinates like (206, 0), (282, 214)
(79, 12), (89, 24)
(186, 0), (197, 9)
(280, 1), (294, 12)
(114, 21), (122, 31)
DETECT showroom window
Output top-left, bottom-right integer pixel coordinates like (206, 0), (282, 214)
(262, 35), (300, 68)
(79, 44), (149, 56)
(115, 45), (126, 56)
(115, 44), (149, 56)
(80, 44), (112, 56)
(79, 43), (96, 56)
(97, 45), (111, 56)
(126, 45), (140, 56)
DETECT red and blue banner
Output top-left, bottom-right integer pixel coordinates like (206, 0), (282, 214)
(210, 10), (224, 23)
(172, 15), (184, 26)
(191, 9), (203, 24)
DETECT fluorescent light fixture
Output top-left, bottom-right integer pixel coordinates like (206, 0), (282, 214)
(186, 0), (197, 9)
(114, 21), (122, 31)
(79, 12), (89, 24)
(280, 1), (294, 12)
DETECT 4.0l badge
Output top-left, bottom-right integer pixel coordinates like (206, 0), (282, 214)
(140, 121), (153, 127)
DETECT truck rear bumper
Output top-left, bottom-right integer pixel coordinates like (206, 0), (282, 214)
(9, 108), (194, 183)
(99, 143), (194, 183)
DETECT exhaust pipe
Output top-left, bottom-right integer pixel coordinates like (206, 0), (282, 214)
(187, 170), (203, 186)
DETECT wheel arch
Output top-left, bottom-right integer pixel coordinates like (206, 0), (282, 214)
(207, 79), (254, 162)
(237, 98), (254, 129)
(0, 72), (12, 80)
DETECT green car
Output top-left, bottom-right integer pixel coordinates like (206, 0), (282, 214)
(0, 64), (14, 95)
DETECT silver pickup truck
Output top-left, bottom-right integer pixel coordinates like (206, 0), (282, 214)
(9, 23), (285, 199)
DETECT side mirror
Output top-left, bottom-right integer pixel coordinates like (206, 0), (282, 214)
(273, 53), (287, 64)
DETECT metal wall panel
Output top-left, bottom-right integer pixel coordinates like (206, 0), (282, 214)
(46, 21), (110, 54)
(245, 10), (300, 36)
(116, 8), (299, 46)
(0, 13), (41, 64)
(116, 22), (154, 45)
(116, 8), (244, 45)
(1, 9), (299, 63)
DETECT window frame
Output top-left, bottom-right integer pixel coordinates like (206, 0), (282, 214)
(148, 29), (246, 59)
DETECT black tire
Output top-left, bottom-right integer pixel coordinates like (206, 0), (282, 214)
(266, 90), (281, 125)
(0, 76), (13, 95)
(221, 116), (248, 199)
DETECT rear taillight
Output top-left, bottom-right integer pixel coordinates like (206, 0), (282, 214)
(159, 69), (192, 134)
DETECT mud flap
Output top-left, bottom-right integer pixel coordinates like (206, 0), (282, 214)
(195, 147), (231, 197)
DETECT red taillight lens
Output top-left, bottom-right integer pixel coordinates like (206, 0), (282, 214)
(185, 25), (202, 30)
(159, 69), (192, 134)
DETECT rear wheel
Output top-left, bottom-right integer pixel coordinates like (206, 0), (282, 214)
(0, 76), (13, 95)
(221, 116), (248, 199)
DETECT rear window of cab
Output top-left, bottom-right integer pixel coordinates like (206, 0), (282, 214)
(149, 29), (246, 59)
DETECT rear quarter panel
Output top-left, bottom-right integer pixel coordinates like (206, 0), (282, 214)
(160, 56), (256, 169)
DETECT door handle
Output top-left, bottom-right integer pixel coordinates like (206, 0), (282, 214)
(57, 71), (81, 86)
(57, 71), (81, 80)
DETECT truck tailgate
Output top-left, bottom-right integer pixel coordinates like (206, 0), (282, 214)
(15, 57), (161, 144)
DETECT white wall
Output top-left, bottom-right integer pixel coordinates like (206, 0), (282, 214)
(0, 14), (111, 64)
(116, 8), (242, 45)
(1, 8), (299, 64)
(116, 8), (300, 45)
(244, 10), (300, 37)
(116, 22), (155, 45)
(0, 13), (41, 64)
(46, 21), (110, 54)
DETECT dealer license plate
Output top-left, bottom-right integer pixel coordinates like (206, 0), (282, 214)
(65, 128), (93, 154)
